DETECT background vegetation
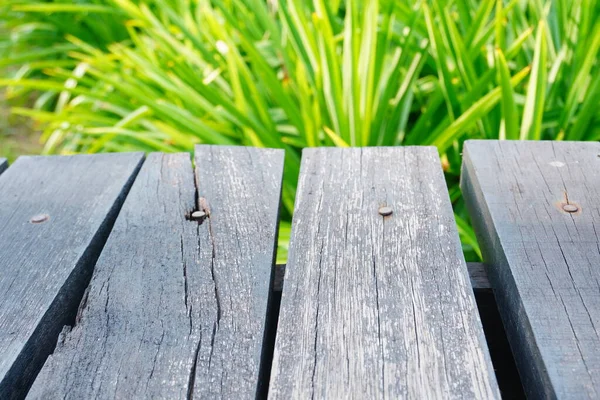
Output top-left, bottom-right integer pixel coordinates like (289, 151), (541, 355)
(1, 0), (599, 262)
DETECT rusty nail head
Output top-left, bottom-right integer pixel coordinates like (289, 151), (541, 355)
(30, 214), (49, 224)
(378, 206), (393, 217)
(191, 211), (206, 220)
(563, 204), (578, 213)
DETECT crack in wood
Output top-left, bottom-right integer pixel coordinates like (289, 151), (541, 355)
(187, 333), (202, 400)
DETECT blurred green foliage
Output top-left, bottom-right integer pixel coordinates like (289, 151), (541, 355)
(1, 0), (599, 262)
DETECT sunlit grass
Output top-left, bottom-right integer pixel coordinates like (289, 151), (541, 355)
(1, 0), (599, 261)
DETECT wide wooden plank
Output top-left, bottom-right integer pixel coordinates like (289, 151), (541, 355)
(273, 263), (491, 292)
(269, 147), (500, 399)
(0, 153), (143, 399)
(28, 147), (284, 399)
(461, 140), (600, 399)
(0, 158), (7, 175)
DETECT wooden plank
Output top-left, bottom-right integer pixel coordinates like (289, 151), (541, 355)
(461, 140), (600, 399)
(274, 263), (491, 292)
(0, 158), (7, 175)
(0, 153), (143, 399)
(274, 264), (286, 292)
(28, 147), (284, 399)
(467, 262), (491, 291)
(269, 147), (500, 399)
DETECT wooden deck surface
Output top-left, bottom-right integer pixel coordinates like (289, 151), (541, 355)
(1, 141), (596, 399)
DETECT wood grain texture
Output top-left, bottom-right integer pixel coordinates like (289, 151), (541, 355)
(28, 147), (283, 399)
(269, 147), (500, 399)
(0, 153), (143, 399)
(275, 263), (491, 292)
(0, 158), (7, 175)
(461, 140), (600, 399)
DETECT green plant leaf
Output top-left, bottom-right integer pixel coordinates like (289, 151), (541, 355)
(495, 49), (519, 140)
(520, 21), (547, 140)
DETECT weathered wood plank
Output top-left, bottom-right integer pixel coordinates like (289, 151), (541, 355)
(269, 147), (500, 399)
(274, 263), (491, 292)
(0, 158), (7, 175)
(461, 140), (600, 399)
(0, 153), (143, 399)
(467, 262), (491, 291)
(28, 147), (284, 399)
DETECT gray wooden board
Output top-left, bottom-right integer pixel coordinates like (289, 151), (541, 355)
(0, 158), (7, 175)
(274, 263), (491, 292)
(461, 140), (600, 399)
(0, 153), (143, 399)
(467, 262), (491, 291)
(28, 147), (284, 399)
(269, 147), (500, 399)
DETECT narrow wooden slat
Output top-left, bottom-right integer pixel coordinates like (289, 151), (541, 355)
(0, 153), (143, 399)
(28, 147), (284, 399)
(0, 158), (7, 175)
(467, 262), (491, 291)
(270, 147), (500, 399)
(461, 140), (600, 399)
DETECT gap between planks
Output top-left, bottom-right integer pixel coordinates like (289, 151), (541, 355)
(0, 158), (7, 175)
(0, 153), (144, 400)
(26, 149), (283, 400)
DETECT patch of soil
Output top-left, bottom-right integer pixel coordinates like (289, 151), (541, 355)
(0, 91), (43, 162)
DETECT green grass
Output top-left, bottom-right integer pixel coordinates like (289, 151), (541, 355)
(1, 0), (599, 262)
